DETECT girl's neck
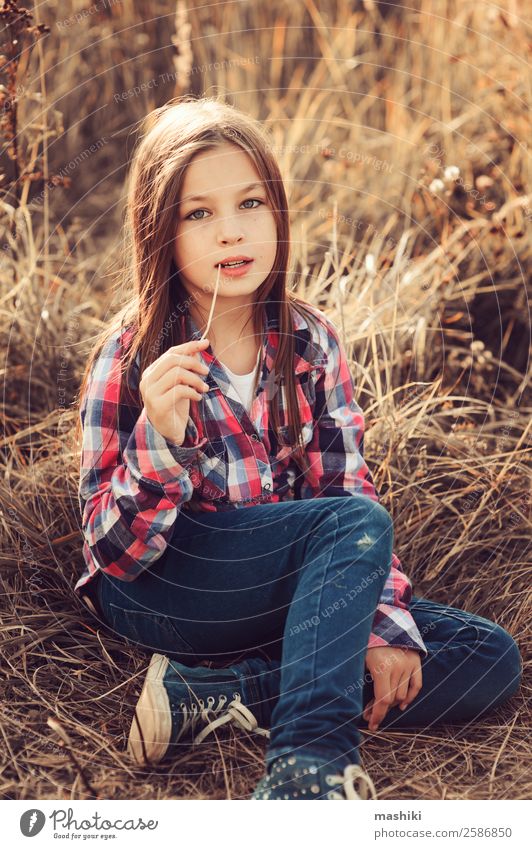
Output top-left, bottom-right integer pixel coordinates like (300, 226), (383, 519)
(216, 336), (262, 375)
(189, 301), (254, 348)
(190, 306), (261, 375)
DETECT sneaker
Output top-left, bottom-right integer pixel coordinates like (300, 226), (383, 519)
(127, 653), (270, 766)
(251, 752), (377, 800)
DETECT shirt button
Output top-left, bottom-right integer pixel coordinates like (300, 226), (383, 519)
(263, 483), (272, 491)
(250, 433), (260, 441)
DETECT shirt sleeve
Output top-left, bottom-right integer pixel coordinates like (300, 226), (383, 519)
(78, 330), (207, 583)
(296, 313), (428, 657)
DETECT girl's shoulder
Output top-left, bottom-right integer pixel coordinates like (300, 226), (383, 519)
(87, 322), (140, 393)
(288, 298), (342, 367)
(101, 322), (139, 361)
(104, 322), (137, 356)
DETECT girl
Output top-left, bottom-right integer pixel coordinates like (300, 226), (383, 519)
(74, 95), (522, 801)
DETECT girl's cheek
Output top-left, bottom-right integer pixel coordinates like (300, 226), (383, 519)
(178, 227), (201, 251)
(191, 233), (209, 257)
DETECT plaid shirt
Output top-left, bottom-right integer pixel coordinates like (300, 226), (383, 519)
(76, 297), (427, 656)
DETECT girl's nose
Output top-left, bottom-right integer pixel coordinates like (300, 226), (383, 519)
(217, 222), (244, 244)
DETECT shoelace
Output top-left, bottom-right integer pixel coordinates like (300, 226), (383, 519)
(173, 692), (271, 745)
(324, 763), (378, 800)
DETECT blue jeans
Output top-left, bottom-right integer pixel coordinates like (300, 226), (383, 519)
(90, 496), (522, 772)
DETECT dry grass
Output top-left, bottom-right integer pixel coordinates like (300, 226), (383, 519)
(0, 0), (530, 800)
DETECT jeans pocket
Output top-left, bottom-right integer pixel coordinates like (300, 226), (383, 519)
(107, 602), (199, 662)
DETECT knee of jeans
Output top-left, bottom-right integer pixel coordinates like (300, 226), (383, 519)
(339, 496), (393, 533)
(316, 497), (393, 566)
(478, 623), (523, 704)
(357, 499), (393, 553)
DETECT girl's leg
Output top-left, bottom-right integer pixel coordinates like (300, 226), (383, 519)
(356, 595), (523, 729)
(235, 596), (523, 732)
(96, 495), (393, 772)
(263, 498), (392, 773)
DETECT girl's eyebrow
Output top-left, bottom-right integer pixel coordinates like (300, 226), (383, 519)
(180, 182), (265, 204)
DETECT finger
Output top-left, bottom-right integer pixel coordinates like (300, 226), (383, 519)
(159, 383), (204, 406)
(142, 339), (209, 380)
(167, 352), (210, 374)
(154, 364), (210, 397)
(368, 677), (394, 730)
(148, 349), (211, 384)
(170, 339), (210, 352)
(403, 663), (423, 708)
(168, 350), (210, 370)
(395, 670), (411, 708)
(362, 698), (374, 721)
(373, 674), (402, 720)
(388, 669), (404, 702)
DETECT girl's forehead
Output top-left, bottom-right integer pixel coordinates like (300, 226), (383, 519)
(180, 145), (263, 195)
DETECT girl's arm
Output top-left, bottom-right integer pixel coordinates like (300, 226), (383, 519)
(297, 313), (428, 657)
(78, 330), (206, 583)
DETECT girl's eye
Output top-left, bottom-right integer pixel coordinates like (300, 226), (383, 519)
(187, 208), (208, 220)
(185, 198), (264, 221)
(241, 198), (264, 209)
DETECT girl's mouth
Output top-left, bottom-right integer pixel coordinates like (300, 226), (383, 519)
(215, 259), (254, 277)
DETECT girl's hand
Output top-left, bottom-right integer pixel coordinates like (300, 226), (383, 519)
(138, 338), (211, 446)
(362, 646), (423, 731)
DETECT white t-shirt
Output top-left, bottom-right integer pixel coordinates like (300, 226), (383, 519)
(222, 347), (261, 414)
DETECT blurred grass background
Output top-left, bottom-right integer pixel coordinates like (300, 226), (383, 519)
(0, 0), (530, 800)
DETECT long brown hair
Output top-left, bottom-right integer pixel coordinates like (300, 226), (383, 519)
(73, 94), (323, 474)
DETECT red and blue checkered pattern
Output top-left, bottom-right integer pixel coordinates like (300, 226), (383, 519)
(75, 297), (427, 656)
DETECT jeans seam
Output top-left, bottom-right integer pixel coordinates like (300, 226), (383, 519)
(239, 660), (263, 709)
(303, 507), (339, 719)
(427, 643), (479, 653)
(411, 603), (483, 652)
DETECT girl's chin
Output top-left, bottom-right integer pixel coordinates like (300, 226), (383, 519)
(199, 276), (265, 295)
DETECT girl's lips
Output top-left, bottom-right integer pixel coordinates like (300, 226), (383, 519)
(217, 259), (254, 277)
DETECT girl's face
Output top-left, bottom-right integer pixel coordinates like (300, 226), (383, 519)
(173, 142), (278, 315)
